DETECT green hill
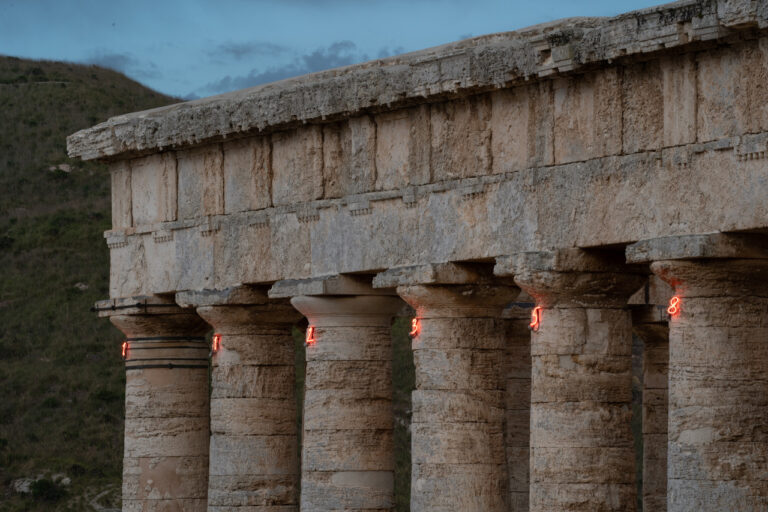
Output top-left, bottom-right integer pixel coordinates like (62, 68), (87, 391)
(0, 56), (177, 511)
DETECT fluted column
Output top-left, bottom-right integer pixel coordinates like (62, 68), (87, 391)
(291, 294), (403, 512)
(503, 304), (532, 512)
(651, 259), (768, 511)
(182, 287), (302, 512)
(397, 284), (516, 512)
(632, 307), (669, 512)
(99, 297), (211, 512)
(509, 253), (645, 512)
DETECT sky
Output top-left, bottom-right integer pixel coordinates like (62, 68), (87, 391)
(0, 0), (665, 100)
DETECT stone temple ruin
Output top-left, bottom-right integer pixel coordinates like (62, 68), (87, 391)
(68, 0), (768, 510)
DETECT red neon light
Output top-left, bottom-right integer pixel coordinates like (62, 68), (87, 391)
(529, 306), (542, 332)
(121, 341), (129, 360)
(667, 296), (681, 317)
(212, 333), (222, 354)
(305, 326), (316, 346)
(409, 318), (421, 338)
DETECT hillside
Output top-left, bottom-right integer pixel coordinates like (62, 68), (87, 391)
(0, 56), (177, 511)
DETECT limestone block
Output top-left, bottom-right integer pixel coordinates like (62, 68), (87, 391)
(301, 429), (394, 472)
(223, 137), (271, 213)
(109, 238), (147, 298)
(214, 220), (276, 287)
(144, 235), (176, 294)
(304, 360), (391, 391)
(411, 389), (504, 424)
(212, 334), (294, 365)
(531, 446), (635, 484)
(130, 152), (178, 226)
(697, 37), (768, 142)
(207, 474), (297, 508)
(491, 82), (554, 173)
(174, 227), (214, 291)
(304, 327), (392, 361)
(531, 354), (632, 403)
(411, 423), (505, 464)
(413, 348), (505, 390)
(272, 126), (322, 206)
(504, 407), (530, 446)
(322, 123), (343, 198)
(122, 456), (209, 500)
(208, 435), (297, 476)
(529, 482), (636, 512)
(662, 53), (697, 146)
(622, 60), (663, 153)
(177, 145), (224, 219)
(374, 110), (410, 190)
(110, 160), (133, 229)
(125, 369), (209, 418)
(430, 95), (492, 180)
(310, 197), (421, 276)
(302, 390), (393, 430)
(530, 402), (633, 447)
(340, 116), (377, 195)
(529, 307), (633, 357)
(410, 463), (506, 512)
(124, 416), (209, 458)
(300, 471), (394, 510)
(553, 67), (621, 164)
(270, 211), (311, 279)
(210, 398), (296, 435)
(642, 388), (668, 434)
(411, 317), (506, 348)
(210, 365), (295, 399)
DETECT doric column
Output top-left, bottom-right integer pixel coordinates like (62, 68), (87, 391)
(628, 233), (768, 511)
(632, 305), (669, 512)
(503, 302), (533, 512)
(376, 263), (517, 512)
(271, 275), (403, 512)
(96, 296), (211, 512)
(177, 287), (302, 512)
(498, 250), (645, 512)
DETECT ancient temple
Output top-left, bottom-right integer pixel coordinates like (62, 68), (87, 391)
(68, 1), (768, 510)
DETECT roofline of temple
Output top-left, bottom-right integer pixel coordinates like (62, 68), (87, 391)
(67, 0), (768, 161)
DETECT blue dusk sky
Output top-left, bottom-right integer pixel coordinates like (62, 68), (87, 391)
(1, 0), (664, 99)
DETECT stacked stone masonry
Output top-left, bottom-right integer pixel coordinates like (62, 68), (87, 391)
(72, 1), (768, 511)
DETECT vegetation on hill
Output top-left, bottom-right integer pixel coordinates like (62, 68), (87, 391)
(0, 56), (176, 511)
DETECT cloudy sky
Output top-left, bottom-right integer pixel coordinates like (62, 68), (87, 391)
(1, 0), (662, 99)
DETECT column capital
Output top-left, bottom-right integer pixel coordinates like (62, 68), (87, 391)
(650, 258), (768, 297)
(291, 295), (404, 327)
(269, 273), (396, 298)
(397, 284), (517, 318)
(500, 250), (645, 308)
(177, 285), (301, 330)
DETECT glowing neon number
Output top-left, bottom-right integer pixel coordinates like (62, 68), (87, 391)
(306, 326), (316, 346)
(529, 306), (543, 332)
(121, 341), (129, 360)
(409, 318), (421, 338)
(212, 333), (222, 354)
(667, 296), (681, 317)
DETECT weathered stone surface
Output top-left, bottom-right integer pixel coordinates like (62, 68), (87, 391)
(223, 137), (272, 213)
(651, 258), (768, 512)
(291, 295), (402, 511)
(514, 263), (641, 512)
(110, 160), (132, 229)
(554, 67), (621, 164)
(105, 306), (211, 511)
(69, 0), (768, 162)
(398, 285), (515, 512)
(177, 145), (224, 219)
(196, 302), (299, 511)
(271, 126), (323, 206)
